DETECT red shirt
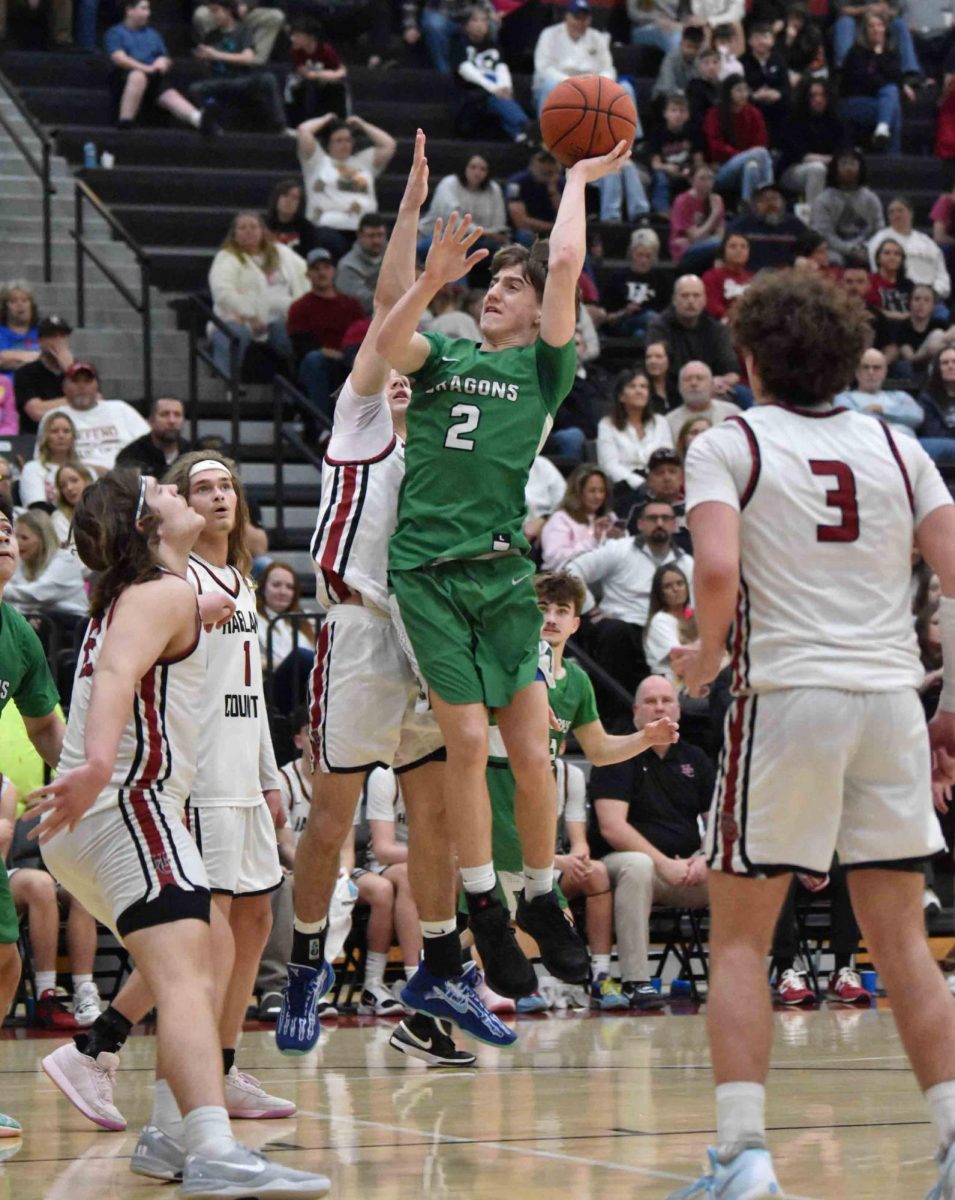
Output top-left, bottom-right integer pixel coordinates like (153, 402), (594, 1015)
(702, 265), (753, 320)
(286, 291), (365, 351)
(290, 41), (342, 73)
(702, 104), (768, 164)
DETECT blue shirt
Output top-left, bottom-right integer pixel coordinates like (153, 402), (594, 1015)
(0, 325), (37, 352)
(104, 23), (168, 65)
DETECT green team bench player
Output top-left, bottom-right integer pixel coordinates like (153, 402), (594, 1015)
(0, 494), (66, 1141)
(486, 571), (678, 1011)
(376, 139), (633, 1000)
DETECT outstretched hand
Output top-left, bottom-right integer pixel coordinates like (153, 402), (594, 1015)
(400, 128), (429, 213)
(568, 140), (632, 185)
(643, 716), (679, 747)
(423, 212), (488, 287)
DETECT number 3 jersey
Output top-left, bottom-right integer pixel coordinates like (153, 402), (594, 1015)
(684, 405), (953, 695)
(185, 554), (281, 805)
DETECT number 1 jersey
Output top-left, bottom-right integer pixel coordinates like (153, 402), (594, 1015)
(684, 405), (953, 694)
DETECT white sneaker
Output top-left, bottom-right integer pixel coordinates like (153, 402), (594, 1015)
(930, 1139), (955, 1199)
(180, 1142), (330, 1198)
(41, 1042), (126, 1131)
(357, 981), (404, 1016)
(224, 1066), (296, 1119)
(667, 1146), (782, 1198)
(925, 888), (943, 914)
(72, 982), (103, 1027)
(474, 973), (517, 1014)
(131, 1124), (185, 1181)
(391, 979), (414, 1013)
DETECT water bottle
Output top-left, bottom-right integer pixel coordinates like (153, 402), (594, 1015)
(83, 142), (97, 170)
(100, 151), (115, 170)
(670, 978), (691, 997)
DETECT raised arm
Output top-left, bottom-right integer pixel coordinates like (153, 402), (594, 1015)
(296, 112), (337, 162)
(347, 115), (397, 172)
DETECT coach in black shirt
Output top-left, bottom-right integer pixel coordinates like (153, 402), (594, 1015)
(588, 675), (712, 1005)
(116, 396), (191, 475)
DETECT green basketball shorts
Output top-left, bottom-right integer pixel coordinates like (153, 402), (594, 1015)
(0, 862), (19, 945)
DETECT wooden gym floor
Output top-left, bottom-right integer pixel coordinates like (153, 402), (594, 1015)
(0, 1004), (942, 1199)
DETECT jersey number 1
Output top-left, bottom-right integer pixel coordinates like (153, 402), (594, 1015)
(809, 460), (859, 543)
(243, 640), (251, 687)
(444, 403), (480, 451)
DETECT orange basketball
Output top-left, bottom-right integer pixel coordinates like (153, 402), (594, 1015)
(540, 75), (637, 169)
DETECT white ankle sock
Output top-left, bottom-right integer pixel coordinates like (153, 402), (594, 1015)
(592, 954), (612, 978)
(189, 111), (201, 128)
(182, 1105), (235, 1159)
(364, 951), (387, 988)
(404, 964), (417, 981)
(293, 916), (327, 935)
(927, 1080), (955, 1154)
(72, 974), (94, 992)
(460, 863), (496, 895)
(35, 971), (56, 995)
(715, 1082), (766, 1158)
(522, 864), (554, 900)
(152, 1078), (183, 1140)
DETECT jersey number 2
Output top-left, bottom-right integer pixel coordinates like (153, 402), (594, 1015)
(809, 460), (859, 543)
(444, 403), (480, 451)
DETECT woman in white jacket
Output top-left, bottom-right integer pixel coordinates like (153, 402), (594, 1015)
(18, 411), (81, 508)
(208, 211), (309, 377)
(5, 509), (87, 617)
(597, 367), (674, 512)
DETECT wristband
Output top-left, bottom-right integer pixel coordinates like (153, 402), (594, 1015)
(938, 595), (955, 713)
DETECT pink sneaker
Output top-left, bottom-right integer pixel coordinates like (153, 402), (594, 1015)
(775, 968), (817, 1007)
(224, 1066), (296, 1119)
(475, 972), (517, 1014)
(41, 1043), (126, 1131)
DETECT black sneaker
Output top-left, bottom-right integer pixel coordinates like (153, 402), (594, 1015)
(515, 889), (590, 984)
(467, 894), (537, 999)
(389, 1015), (477, 1067)
(622, 980), (667, 1011)
(199, 101), (222, 137)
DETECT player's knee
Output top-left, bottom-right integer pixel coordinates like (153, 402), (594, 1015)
(508, 740), (552, 784)
(590, 862), (611, 892)
(17, 870), (56, 907)
(444, 722), (488, 770)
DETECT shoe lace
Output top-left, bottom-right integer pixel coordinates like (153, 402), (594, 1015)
(779, 969), (807, 991)
(233, 1070), (265, 1095)
(834, 967), (861, 990)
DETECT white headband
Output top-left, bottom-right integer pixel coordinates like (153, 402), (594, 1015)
(133, 475), (148, 524)
(188, 459), (232, 479)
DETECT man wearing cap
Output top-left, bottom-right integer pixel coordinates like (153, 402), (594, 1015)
(628, 447), (692, 550)
(666, 359), (741, 439)
(116, 396), (192, 475)
(12, 316), (74, 436)
(728, 182), (808, 271)
(532, 0), (636, 115)
(34, 363), (149, 474)
(286, 247), (366, 423)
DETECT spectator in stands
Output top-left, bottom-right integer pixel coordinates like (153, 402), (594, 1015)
(541, 331), (602, 463)
(532, 0), (636, 114)
(5, 510), (86, 616)
(49, 464), (90, 544)
(403, 0), (498, 75)
(35, 363), (149, 474)
(687, 45), (721, 130)
(597, 368), (675, 511)
(105, 0), (218, 134)
(18, 412), (79, 509)
(192, 0), (283, 64)
(540, 464), (619, 572)
(628, 446), (688, 521)
(286, 247), (365, 423)
(643, 563), (696, 678)
(868, 196), (952, 307)
(728, 181), (808, 270)
(568, 500), (694, 699)
(296, 114), (396, 259)
(0, 458), (12, 512)
(418, 155), (509, 268)
(588, 674), (711, 1005)
(702, 231), (752, 320)
(601, 229), (673, 338)
(931, 180), (955, 283)
(879, 283), (953, 377)
(702, 75), (774, 207)
(0, 282), (39, 373)
(675, 412), (712, 456)
(741, 20), (790, 140)
(647, 275), (742, 396)
(904, 0), (954, 77)
(256, 560), (315, 714)
(13, 314), (72, 437)
(669, 163), (726, 272)
(645, 339), (681, 411)
(189, 0), (286, 132)
(776, 3), (826, 88)
(652, 24), (705, 101)
(839, 10), (909, 154)
(917, 346), (955, 462)
(836, 347), (925, 438)
(208, 211), (308, 377)
(793, 227), (833, 271)
(284, 16), (348, 125)
(454, 6), (530, 142)
(628, 0), (691, 55)
(711, 21), (745, 77)
(420, 282), (483, 340)
(335, 213), (387, 315)
(666, 358), (742, 437)
(646, 91), (703, 216)
(524, 453), (568, 546)
(778, 79), (846, 209)
(506, 148), (562, 245)
(867, 236), (914, 323)
(839, 253), (881, 341)
(832, 0), (922, 78)
(809, 149), (884, 264)
(115, 396), (191, 475)
(0, 0), (72, 47)
(264, 179), (321, 260)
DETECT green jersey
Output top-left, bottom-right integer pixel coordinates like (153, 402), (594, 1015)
(0, 601), (59, 722)
(390, 332), (577, 570)
(487, 659), (599, 767)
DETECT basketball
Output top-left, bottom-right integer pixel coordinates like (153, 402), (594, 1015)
(540, 75), (638, 169)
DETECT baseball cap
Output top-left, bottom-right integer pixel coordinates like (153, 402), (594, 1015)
(306, 248), (334, 267)
(567, 0), (591, 13)
(37, 315), (72, 338)
(65, 361), (98, 380)
(647, 448), (682, 470)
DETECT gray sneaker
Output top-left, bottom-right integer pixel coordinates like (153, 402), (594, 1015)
(130, 1123), (185, 1181)
(180, 1142), (331, 1198)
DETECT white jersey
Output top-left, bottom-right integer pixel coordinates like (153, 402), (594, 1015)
(185, 553), (281, 806)
(278, 757), (311, 846)
(685, 405), (954, 694)
(59, 587), (206, 818)
(311, 377), (404, 613)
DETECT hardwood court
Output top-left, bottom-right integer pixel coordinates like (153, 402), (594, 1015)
(0, 1007), (939, 1199)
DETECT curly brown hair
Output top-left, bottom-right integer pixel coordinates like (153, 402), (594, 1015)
(534, 570), (587, 616)
(74, 470), (162, 617)
(730, 270), (870, 408)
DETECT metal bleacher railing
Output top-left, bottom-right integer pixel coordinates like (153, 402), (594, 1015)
(0, 65), (56, 283)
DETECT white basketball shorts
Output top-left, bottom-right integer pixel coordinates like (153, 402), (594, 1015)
(708, 687), (944, 877)
(307, 603), (444, 775)
(185, 800), (282, 896)
(41, 792), (210, 938)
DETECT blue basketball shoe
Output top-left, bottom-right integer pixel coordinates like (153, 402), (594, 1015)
(275, 960), (335, 1055)
(667, 1147), (782, 1199)
(928, 1139), (955, 1199)
(400, 965), (517, 1048)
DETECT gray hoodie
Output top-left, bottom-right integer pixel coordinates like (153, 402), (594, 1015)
(809, 186), (885, 260)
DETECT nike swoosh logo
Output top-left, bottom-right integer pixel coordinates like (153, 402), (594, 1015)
(440, 356), (458, 363)
(429, 986), (470, 1014)
(512, 574), (529, 586)
(414, 1035), (433, 1050)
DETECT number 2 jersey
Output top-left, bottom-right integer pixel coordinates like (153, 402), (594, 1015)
(390, 332), (577, 570)
(684, 404), (954, 694)
(185, 553), (281, 805)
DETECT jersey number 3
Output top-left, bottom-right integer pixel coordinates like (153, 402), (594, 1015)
(809, 460), (859, 543)
(444, 403), (480, 451)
